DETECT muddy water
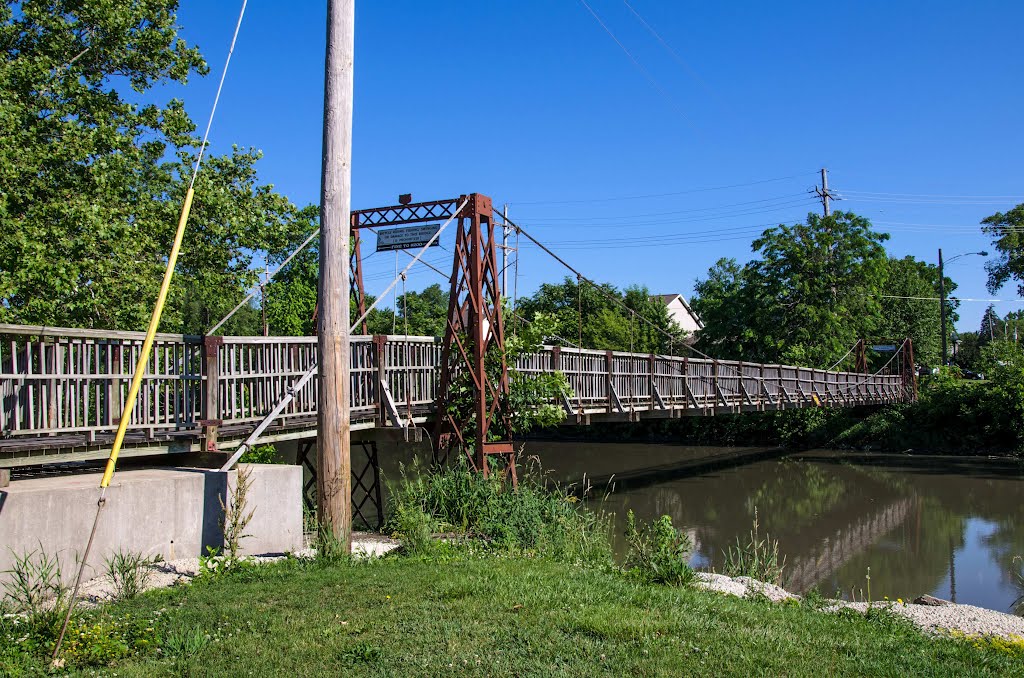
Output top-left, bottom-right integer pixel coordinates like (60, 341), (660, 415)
(525, 441), (1024, 615)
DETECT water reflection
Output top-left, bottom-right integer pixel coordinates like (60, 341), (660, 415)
(525, 442), (1024, 614)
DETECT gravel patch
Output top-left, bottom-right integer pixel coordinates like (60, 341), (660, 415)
(695, 572), (1024, 641)
(694, 573), (797, 602)
(844, 601), (1024, 640)
(73, 532), (398, 607)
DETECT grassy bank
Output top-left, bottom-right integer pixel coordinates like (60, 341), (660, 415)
(5, 463), (1024, 675)
(3, 553), (1022, 676)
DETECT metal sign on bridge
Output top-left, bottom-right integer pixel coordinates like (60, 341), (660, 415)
(375, 224), (441, 252)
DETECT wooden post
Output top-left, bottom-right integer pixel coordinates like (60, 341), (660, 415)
(759, 363), (765, 411)
(110, 344), (123, 424)
(648, 353), (656, 411)
(317, 0), (354, 548)
(201, 336), (223, 452)
(0, 468), (9, 488)
(605, 350), (614, 414)
(712, 360), (719, 413)
(374, 335), (387, 424)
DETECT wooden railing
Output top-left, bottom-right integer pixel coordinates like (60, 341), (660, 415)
(514, 346), (907, 414)
(0, 325), (203, 439)
(1, 324), (909, 464)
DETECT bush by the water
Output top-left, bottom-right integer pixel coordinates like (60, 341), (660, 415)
(384, 458), (612, 565)
(623, 511), (695, 586)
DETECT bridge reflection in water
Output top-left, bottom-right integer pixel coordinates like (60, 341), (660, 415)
(529, 443), (1024, 613)
(1, 324), (910, 468)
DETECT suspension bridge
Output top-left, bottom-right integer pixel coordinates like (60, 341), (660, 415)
(1, 194), (916, 476)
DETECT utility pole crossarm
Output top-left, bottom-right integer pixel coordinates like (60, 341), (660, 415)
(814, 168), (835, 217)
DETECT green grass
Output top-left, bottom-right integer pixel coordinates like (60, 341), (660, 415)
(26, 553), (1024, 677)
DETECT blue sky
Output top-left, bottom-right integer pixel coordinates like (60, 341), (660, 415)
(158, 1), (1024, 333)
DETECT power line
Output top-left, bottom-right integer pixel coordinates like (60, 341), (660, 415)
(526, 199), (818, 229)
(621, 0), (715, 95)
(518, 193), (811, 221)
(840, 189), (1024, 200)
(576, 0), (694, 129)
(879, 295), (1024, 303)
(839, 195), (1018, 206)
(512, 172), (815, 205)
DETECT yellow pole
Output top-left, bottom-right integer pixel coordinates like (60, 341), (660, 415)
(100, 187), (195, 487)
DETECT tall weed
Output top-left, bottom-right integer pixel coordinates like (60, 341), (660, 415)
(103, 550), (155, 601)
(2, 545), (66, 617)
(723, 508), (786, 585)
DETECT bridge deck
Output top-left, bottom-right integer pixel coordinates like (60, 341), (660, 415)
(1, 324), (911, 468)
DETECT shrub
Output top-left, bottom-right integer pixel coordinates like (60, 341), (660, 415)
(240, 444), (282, 464)
(104, 550), (156, 601)
(384, 457), (612, 566)
(2, 545), (66, 617)
(623, 511), (695, 586)
(389, 502), (436, 556)
(1, 609), (157, 672)
(722, 508), (786, 585)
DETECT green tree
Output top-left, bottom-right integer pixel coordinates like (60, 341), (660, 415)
(979, 305), (1002, 343)
(0, 0), (203, 328)
(167, 149), (318, 335)
(0, 2), (314, 334)
(395, 283), (449, 337)
(951, 330), (981, 372)
(877, 256), (957, 367)
(981, 204), (1024, 296)
(516, 277), (686, 353)
(692, 212), (890, 366)
(690, 258), (756, 360)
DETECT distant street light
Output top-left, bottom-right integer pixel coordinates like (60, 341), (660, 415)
(938, 249), (988, 366)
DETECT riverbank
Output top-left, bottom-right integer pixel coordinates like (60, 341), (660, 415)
(63, 542), (1024, 642)
(537, 397), (1024, 457)
(526, 367), (1024, 457)
(4, 553), (1021, 676)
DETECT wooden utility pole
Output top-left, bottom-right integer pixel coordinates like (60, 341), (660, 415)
(317, 0), (354, 548)
(815, 167), (833, 217)
(938, 248), (947, 366)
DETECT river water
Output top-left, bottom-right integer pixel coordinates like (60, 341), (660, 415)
(525, 441), (1024, 615)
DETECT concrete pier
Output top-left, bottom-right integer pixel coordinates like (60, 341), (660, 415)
(0, 464), (302, 585)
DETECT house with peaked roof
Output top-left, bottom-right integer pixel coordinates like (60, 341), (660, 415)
(654, 294), (703, 336)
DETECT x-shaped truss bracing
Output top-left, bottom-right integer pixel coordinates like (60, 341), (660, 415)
(433, 194), (516, 484)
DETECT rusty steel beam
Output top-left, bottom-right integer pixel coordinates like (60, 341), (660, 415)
(351, 198), (460, 228)
(433, 193), (515, 484)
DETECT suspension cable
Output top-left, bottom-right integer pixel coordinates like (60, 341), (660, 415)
(54, 1), (249, 660)
(208, 225), (320, 334)
(577, 275), (584, 414)
(822, 341), (859, 372)
(402, 271), (413, 423)
(218, 199), (468, 472)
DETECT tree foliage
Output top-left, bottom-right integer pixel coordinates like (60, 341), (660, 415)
(877, 256), (956, 367)
(0, 1), (313, 333)
(982, 203), (1024, 296)
(692, 212), (891, 366)
(515, 277), (687, 354)
(691, 213), (957, 368)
